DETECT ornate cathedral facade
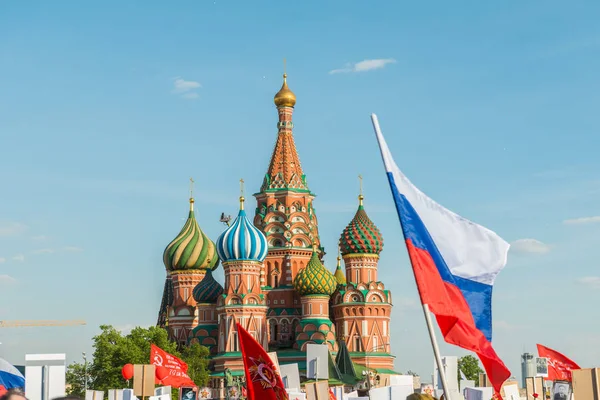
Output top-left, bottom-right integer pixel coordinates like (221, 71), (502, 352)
(157, 72), (395, 388)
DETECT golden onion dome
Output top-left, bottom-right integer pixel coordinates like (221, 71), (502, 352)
(274, 73), (296, 108)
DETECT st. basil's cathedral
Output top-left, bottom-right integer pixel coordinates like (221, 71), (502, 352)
(156, 72), (397, 390)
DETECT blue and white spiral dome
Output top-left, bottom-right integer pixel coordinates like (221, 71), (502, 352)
(216, 198), (268, 263)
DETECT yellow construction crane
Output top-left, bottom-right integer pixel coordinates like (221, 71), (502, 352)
(0, 320), (86, 328)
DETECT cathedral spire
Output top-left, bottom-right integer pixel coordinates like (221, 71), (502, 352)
(261, 71), (308, 192)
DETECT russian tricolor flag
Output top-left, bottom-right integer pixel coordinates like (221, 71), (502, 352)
(0, 358), (25, 390)
(371, 114), (511, 395)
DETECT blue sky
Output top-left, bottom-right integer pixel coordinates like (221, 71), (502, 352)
(1, 0), (600, 385)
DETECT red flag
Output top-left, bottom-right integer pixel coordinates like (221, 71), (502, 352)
(537, 344), (581, 382)
(236, 323), (288, 400)
(328, 388), (336, 400)
(150, 344), (195, 388)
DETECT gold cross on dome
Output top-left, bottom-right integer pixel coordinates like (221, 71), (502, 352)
(240, 178), (245, 197)
(189, 177), (195, 198)
(358, 174), (363, 196)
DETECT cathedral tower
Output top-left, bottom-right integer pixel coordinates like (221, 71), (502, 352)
(213, 189), (269, 374)
(160, 190), (219, 345)
(293, 250), (338, 352)
(190, 268), (223, 355)
(332, 190), (395, 370)
(253, 73), (321, 349)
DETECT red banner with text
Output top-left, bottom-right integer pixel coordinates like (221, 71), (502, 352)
(150, 344), (195, 388)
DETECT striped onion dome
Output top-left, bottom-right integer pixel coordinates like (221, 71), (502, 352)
(216, 196), (268, 263)
(334, 253), (346, 285)
(193, 269), (224, 303)
(163, 198), (219, 272)
(293, 250), (337, 296)
(339, 195), (384, 256)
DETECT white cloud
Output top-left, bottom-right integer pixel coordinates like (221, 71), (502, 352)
(0, 222), (28, 237)
(563, 216), (600, 225)
(0, 257), (5, 264)
(0, 275), (17, 285)
(33, 248), (54, 254)
(32, 235), (48, 240)
(576, 276), (600, 289)
(510, 238), (551, 254)
(329, 58), (396, 74)
(12, 254), (25, 262)
(63, 246), (84, 252)
(172, 77), (201, 99)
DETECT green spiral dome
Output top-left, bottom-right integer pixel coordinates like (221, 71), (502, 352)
(293, 251), (337, 296)
(163, 199), (219, 272)
(339, 197), (384, 256)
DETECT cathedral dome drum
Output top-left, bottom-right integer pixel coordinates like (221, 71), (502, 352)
(193, 268), (224, 303)
(293, 250), (337, 296)
(163, 198), (219, 272)
(216, 196), (268, 263)
(339, 195), (384, 256)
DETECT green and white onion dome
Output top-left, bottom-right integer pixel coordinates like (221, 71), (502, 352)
(216, 196), (268, 263)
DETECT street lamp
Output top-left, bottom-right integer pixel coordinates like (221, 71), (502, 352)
(82, 352), (88, 393)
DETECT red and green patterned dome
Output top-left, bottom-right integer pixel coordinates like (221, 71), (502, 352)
(293, 250), (337, 296)
(339, 196), (384, 256)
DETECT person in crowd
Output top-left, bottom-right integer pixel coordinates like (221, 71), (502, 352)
(0, 389), (27, 400)
(553, 384), (569, 400)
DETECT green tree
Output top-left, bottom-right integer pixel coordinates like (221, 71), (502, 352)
(66, 325), (210, 400)
(457, 355), (484, 384)
(66, 362), (88, 397)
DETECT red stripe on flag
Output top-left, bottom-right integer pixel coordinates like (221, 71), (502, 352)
(406, 240), (511, 397)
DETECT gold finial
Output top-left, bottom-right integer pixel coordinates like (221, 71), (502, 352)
(358, 174), (364, 206)
(239, 178), (245, 210)
(189, 177), (195, 211)
(274, 61), (296, 108)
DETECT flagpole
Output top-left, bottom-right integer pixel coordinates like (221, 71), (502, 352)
(370, 113), (452, 399)
(422, 304), (452, 398)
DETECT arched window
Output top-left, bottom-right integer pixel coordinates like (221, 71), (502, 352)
(354, 335), (361, 352)
(232, 332), (239, 352)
